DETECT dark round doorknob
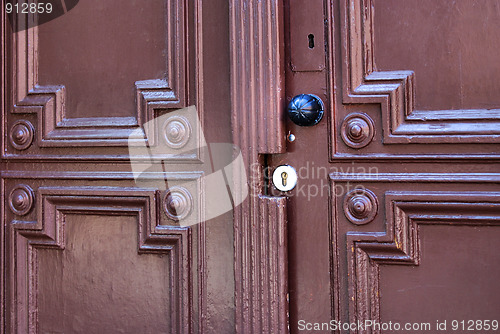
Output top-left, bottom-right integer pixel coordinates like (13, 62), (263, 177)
(287, 94), (324, 126)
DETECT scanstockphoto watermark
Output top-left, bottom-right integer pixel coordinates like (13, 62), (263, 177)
(298, 319), (499, 332)
(298, 320), (433, 332)
(250, 161), (379, 200)
(128, 105), (248, 228)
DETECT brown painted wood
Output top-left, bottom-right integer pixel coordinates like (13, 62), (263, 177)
(264, 1), (500, 333)
(2, 0), (236, 333)
(3, 0), (499, 333)
(227, 0), (500, 333)
(229, 0), (289, 333)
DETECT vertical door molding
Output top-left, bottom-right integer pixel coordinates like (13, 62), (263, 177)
(229, 0), (288, 332)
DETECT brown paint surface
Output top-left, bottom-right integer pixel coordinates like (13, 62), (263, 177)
(4, 0), (500, 332)
(38, 215), (171, 333)
(380, 225), (500, 325)
(38, 0), (167, 118)
(374, 0), (500, 110)
(276, 1), (500, 333)
(3, 0), (235, 332)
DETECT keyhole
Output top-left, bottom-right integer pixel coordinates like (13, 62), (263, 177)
(308, 34), (315, 49)
(281, 172), (288, 186)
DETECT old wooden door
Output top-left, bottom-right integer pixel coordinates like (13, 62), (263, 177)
(230, 0), (500, 333)
(1, 1), (235, 333)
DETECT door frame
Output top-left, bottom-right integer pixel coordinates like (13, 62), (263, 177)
(229, 0), (289, 333)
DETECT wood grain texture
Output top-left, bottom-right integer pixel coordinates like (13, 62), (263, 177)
(230, 0), (288, 332)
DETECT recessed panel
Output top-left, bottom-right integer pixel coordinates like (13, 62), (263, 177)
(379, 224), (500, 325)
(38, 0), (167, 118)
(374, 0), (500, 111)
(38, 214), (171, 333)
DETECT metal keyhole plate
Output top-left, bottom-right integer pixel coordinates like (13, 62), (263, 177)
(272, 165), (297, 192)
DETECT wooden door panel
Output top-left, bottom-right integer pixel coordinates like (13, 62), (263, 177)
(226, 0), (500, 332)
(2, 0), (236, 332)
(373, 0), (500, 112)
(2, 3), (202, 331)
(38, 0), (169, 120)
(270, 1), (500, 331)
(379, 224), (500, 327)
(37, 215), (172, 333)
(330, 0), (500, 159)
(330, 174), (500, 331)
(5, 0), (190, 158)
(4, 180), (195, 333)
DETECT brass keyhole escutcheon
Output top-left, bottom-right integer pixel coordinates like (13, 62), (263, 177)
(281, 172), (288, 186)
(272, 165), (297, 192)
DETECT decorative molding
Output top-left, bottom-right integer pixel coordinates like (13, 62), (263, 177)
(8, 186), (192, 334)
(162, 115), (192, 149)
(230, 0), (286, 155)
(9, 120), (34, 150)
(257, 195), (288, 334)
(6, 0), (187, 151)
(230, 0), (289, 332)
(347, 192), (500, 331)
(343, 188), (378, 225)
(163, 186), (193, 221)
(330, 172), (500, 183)
(340, 112), (374, 149)
(135, 79), (184, 144)
(340, 0), (500, 144)
(8, 184), (34, 216)
(330, 173), (500, 333)
(1, 170), (204, 181)
(11, 80), (181, 148)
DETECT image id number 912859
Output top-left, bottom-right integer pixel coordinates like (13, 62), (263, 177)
(451, 320), (498, 331)
(5, 1), (53, 14)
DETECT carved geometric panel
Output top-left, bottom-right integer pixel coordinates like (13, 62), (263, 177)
(3, 0), (195, 159)
(4, 185), (194, 334)
(329, 0), (500, 159)
(330, 173), (500, 331)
